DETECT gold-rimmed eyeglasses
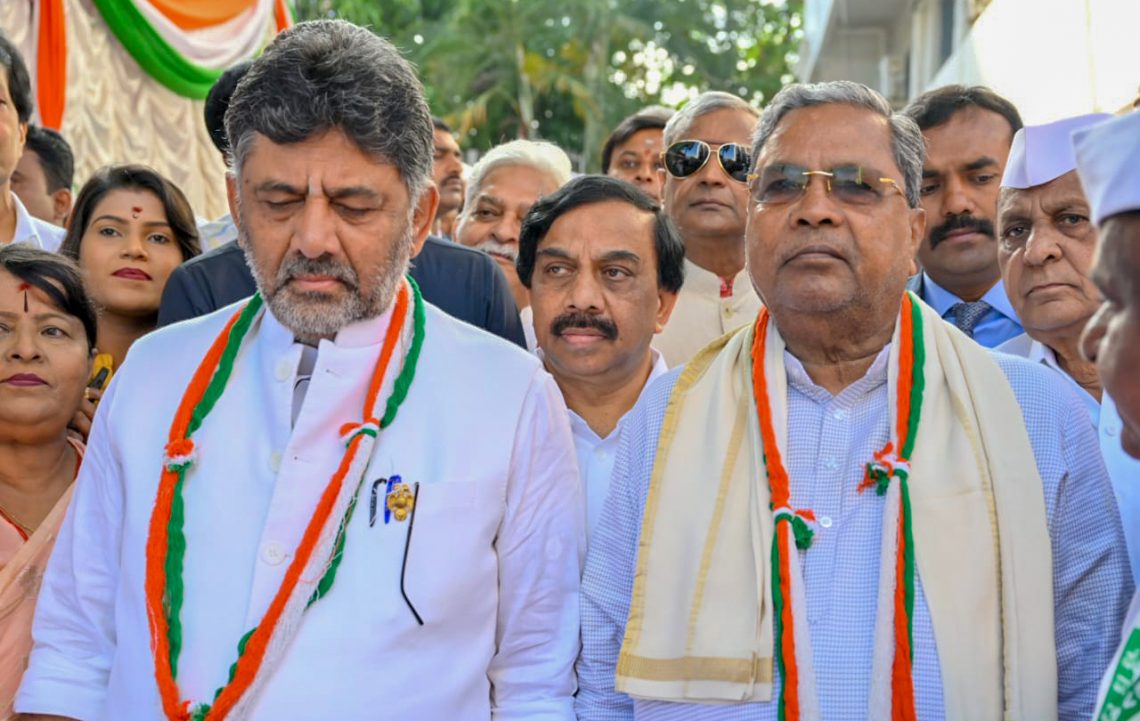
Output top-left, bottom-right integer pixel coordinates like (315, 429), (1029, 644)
(747, 163), (906, 206)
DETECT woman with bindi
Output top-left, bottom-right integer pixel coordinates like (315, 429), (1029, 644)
(59, 165), (200, 390)
(0, 244), (98, 717)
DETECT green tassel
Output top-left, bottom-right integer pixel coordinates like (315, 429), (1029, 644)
(791, 515), (814, 550)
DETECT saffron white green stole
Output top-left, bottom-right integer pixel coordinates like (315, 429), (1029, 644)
(616, 294), (1058, 721)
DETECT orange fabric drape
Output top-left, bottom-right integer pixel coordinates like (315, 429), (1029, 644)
(36, 0), (67, 130)
(149, 0), (257, 31)
(274, 0), (292, 31)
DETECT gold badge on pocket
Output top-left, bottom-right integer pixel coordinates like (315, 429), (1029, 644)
(386, 482), (415, 522)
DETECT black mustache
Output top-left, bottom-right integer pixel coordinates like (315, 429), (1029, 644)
(929, 215), (994, 249)
(550, 312), (618, 341)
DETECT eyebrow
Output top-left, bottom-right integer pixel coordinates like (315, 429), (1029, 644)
(0, 310), (74, 323)
(962, 156), (998, 172)
(91, 214), (171, 229)
(474, 194), (504, 208)
(598, 249), (642, 264)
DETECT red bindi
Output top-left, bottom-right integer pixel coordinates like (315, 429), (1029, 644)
(131, 206), (142, 219)
(17, 282), (30, 312)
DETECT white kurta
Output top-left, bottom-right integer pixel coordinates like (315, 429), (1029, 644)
(651, 259), (762, 367)
(16, 299), (585, 721)
(997, 333), (1140, 583)
(566, 350), (668, 542)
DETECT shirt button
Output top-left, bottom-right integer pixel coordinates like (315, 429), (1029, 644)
(823, 458), (839, 471)
(1106, 425), (1120, 437)
(269, 451), (282, 472)
(819, 516), (833, 529)
(832, 409), (847, 421)
(275, 359), (292, 382)
(262, 542), (286, 565)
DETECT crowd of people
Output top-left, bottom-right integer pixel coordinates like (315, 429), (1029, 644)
(0, 17), (1138, 721)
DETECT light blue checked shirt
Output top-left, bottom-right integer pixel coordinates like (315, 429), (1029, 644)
(577, 343), (1132, 721)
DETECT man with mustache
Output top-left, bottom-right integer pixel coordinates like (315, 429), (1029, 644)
(903, 85), (1025, 347)
(158, 65), (526, 348)
(652, 91), (762, 366)
(431, 116), (465, 240)
(15, 21), (583, 721)
(993, 114), (1140, 584)
(577, 81), (1129, 721)
(455, 139), (573, 349)
(1075, 107), (1140, 721)
(520, 175), (682, 542)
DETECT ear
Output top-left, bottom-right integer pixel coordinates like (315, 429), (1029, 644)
(410, 184), (440, 258)
(52, 187), (72, 225)
(225, 172), (244, 249)
(907, 206), (926, 277)
(653, 289), (680, 334)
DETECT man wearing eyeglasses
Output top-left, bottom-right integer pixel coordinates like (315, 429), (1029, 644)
(902, 85), (1026, 347)
(578, 81), (1128, 721)
(652, 91), (762, 366)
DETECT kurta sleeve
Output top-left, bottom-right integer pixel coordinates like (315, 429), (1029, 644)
(488, 369), (584, 721)
(1048, 385), (1134, 721)
(15, 378), (125, 720)
(576, 371), (677, 721)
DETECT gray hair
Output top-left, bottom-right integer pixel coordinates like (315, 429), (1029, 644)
(225, 20), (433, 199)
(751, 81), (924, 208)
(462, 140), (573, 211)
(663, 91), (760, 147)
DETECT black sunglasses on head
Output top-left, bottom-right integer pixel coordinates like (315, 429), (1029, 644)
(661, 140), (752, 183)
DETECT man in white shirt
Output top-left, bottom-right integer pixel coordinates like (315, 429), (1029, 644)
(17, 20), (583, 721)
(455, 139), (572, 349)
(1076, 108), (1140, 721)
(993, 113), (1140, 584)
(520, 175), (682, 541)
(653, 91), (762, 365)
(0, 36), (64, 252)
(902, 85), (1025, 347)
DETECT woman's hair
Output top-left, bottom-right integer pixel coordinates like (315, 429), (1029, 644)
(59, 164), (201, 262)
(0, 244), (98, 351)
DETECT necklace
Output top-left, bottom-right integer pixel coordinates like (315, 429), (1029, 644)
(145, 277), (425, 721)
(750, 293), (925, 721)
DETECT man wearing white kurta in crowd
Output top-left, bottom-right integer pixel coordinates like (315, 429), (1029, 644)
(0, 36), (64, 253)
(520, 176), (683, 541)
(994, 114), (1140, 584)
(16, 21), (583, 721)
(577, 81), (1131, 721)
(455, 140), (573, 350)
(1075, 109), (1140, 721)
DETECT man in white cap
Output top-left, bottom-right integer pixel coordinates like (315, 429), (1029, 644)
(994, 113), (1140, 584)
(1074, 108), (1140, 721)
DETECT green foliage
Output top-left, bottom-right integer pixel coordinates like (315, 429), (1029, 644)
(295, 0), (803, 171)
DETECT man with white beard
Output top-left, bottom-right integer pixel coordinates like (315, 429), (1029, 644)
(15, 20), (583, 721)
(456, 140), (572, 349)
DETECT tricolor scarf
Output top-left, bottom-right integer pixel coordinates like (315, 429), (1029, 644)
(145, 278), (424, 721)
(616, 292), (1058, 721)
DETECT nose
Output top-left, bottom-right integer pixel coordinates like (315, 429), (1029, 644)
(1022, 226), (1063, 267)
(566, 270), (606, 313)
(121, 230), (149, 259)
(293, 199), (340, 259)
(1079, 304), (1108, 363)
(4, 324), (44, 363)
(791, 175), (843, 228)
(492, 215), (522, 246)
(942, 175), (977, 217)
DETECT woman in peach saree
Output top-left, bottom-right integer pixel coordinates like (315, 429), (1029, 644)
(0, 245), (97, 719)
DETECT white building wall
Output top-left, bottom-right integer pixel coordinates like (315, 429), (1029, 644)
(927, 0), (1138, 121)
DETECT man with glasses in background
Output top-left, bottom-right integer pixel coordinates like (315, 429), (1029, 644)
(652, 91), (761, 366)
(577, 81), (1128, 721)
